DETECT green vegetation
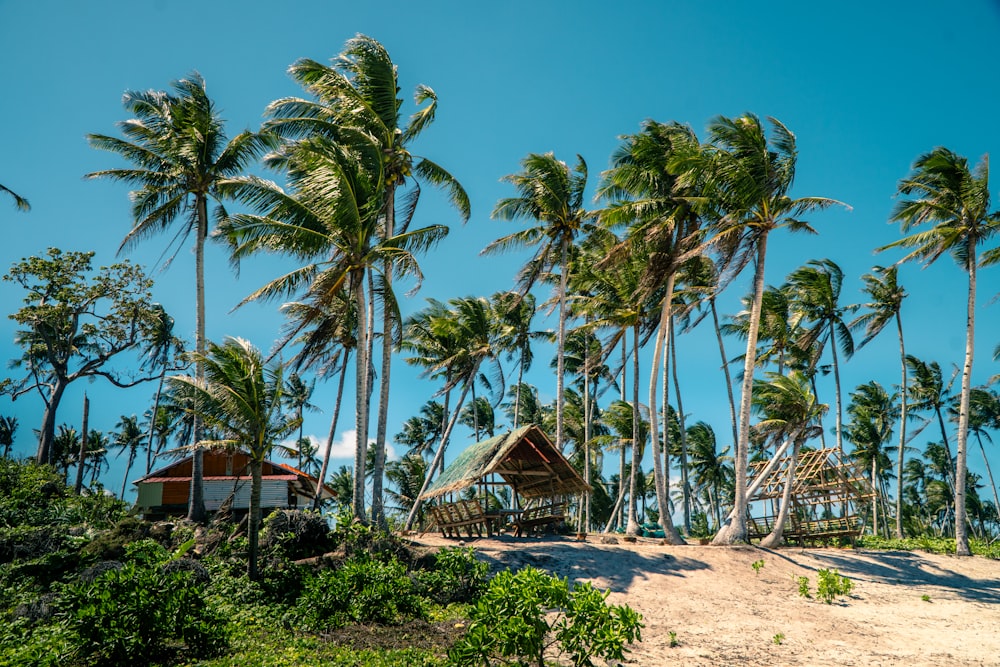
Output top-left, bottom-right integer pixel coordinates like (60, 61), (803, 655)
(816, 569), (853, 604)
(796, 575), (812, 599)
(0, 458), (640, 666)
(921, 594), (932, 602)
(773, 633), (785, 645)
(751, 559), (765, 575)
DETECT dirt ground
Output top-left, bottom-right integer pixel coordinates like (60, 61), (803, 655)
(409, 532), (1000, 666)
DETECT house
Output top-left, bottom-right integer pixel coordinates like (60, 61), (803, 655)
(133, 449), (336, 520)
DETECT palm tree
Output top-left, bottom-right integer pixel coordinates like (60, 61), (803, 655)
(485, 152), (595, 455)
(686, 421), (734, 531)
(402, 295), (504, 529)
(751, 371), (827, 547)
(265, 35), (469, 528)
(385, 453), (429, 523)
(167, 337), (298, 580)
(879, 147), (1000, 555)
(137, 304), (185, 475)
(853, 265), (909, 537)
(955, 387), (1000, 526)
(1, 183), (30, 211)
(491, 291), (540, 428)
(282, 372), (318, 469)
(87, 73), (269, 522)
(0, 416), (18, 458)
(687, 114), (844, 545)
(111, 414), (144, 500)
(785, 258), (858, 453)
(844, 381), (898, 536)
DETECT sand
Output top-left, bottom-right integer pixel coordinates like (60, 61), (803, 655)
(410, 533), (1000, 666)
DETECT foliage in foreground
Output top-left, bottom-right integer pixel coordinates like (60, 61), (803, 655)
(448, 566), (643, 667)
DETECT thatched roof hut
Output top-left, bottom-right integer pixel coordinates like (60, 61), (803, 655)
(418, 424), (589, 502)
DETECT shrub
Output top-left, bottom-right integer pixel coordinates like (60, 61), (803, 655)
(261, 509), (332, 561)
(295, 555), (425, 630)
(414, 546), (488, 605)
(59, 560), (227, 664)
(816, 568), (853, 604)
(448, 566), (643, 667)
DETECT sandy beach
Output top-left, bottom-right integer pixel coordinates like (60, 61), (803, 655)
(410, 533), (1000, 666)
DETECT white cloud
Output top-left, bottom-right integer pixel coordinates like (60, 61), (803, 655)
(279, 430), (398, 468)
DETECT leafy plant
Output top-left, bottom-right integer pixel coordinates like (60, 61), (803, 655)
(751, 559), (765, 575)
(669, 631), (679, 648)
(816, 568), (853, 604)
(797, 575), (811, 599)
(448, 566), (643, 667)
(921, 594), (932, 603)
(414, 546), (488, 605)
(773, 632), (785, 645)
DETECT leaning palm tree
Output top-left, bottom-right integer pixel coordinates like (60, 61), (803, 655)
(879, 146), (1000, 555)
(685, 114), (845, 546)
(167, 337), (298, 581)
(1, 183), (30, 211)
(751, 371), (827, 548)
(485, 152), (595, 455)
(87, 73), (269, 522)
(852, 265), (909, 537)
(266, 35), (469, 528)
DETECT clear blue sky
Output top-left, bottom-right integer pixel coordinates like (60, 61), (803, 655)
(2, 1), (1000, 501)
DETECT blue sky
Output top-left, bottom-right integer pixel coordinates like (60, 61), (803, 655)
(2, 1), (1000, 502)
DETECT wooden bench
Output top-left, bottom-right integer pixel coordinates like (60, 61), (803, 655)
(514, 502), (566, 537)
(427, 500), (491, 538)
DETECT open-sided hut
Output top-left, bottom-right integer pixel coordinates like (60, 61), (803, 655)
(419, 424), (589, 536)
(747, 447), (876, 545)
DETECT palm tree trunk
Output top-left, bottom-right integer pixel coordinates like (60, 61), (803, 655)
(120, 449), (136, 500)
(74, 394), (90, 495)
(714, 235), (768, 545)
(646, 275), (685, 544)
(145, 369), (166, 475)
(711, 297), (740, 461)
(582, 347), (591, 532)
(895, 311), (907, 538)
(976, 433), (1000, 523)
(760, 438), (801, 548)
(187, 194), (209, 523)
(352, 269), (371, 522)
(372, 188), (397, 530)
(313, 351), (350, 509)
(555, 237), (570, 452)
(954, 252), (976, 556)
(248, 457), (263, 581)
(830, 321), (844, 454)
(626, 323), (642, 536)
(670, 316), (691, 534)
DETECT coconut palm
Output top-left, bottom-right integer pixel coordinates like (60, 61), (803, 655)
(598, 120), (709, 543)
(686, 114), (844, 545)
(852, 265), (909, 537)
(1, 183), (29, 212)
(111, 415), (144, 500)
(282, 372), (318, 469)
(785, 258), (858, 453)
(137, 304), (186, 475)
(843, 381), (898, 536)
(384, 453), (428, 522)
(491, 291), (540, 428)
(686, 421), (734, 531)
(87, 73), (269, 522)
(954, 387), (1000, 526)
(0, 416), (17, 458)
(485, 152), (595, 455)
(905, 356), (956, 491)
(265, 35), (469, 528)
(167, 337), (298, 580)
(879, 147), (1000, 555)
(750, 371), (827, 547)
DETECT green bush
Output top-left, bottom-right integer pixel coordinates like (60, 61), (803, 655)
(261, 509), (333, 561)
(414, 546), (488, 605)
(58, 560), (227, 665)
(448, 566), (643, 667)
(816, 568), (853, 604)
(295, 555), (425, 630)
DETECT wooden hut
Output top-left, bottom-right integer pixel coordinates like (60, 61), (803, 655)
(747, 447), (876, 545)
(133, 449), (336, 520)
(418, 425), (590, 537)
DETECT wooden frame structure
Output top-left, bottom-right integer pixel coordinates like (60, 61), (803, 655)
(746, 447), (876, 546)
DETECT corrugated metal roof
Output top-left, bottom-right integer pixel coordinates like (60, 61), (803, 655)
(141, 475), (298, 483)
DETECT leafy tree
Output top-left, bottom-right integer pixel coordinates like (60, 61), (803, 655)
(880, 146), (1000, 555)
(87, 72), (268, 522)
(2, 249), (159, 465)
(167, 337), (299, 580)
(690, 114), (844, 545)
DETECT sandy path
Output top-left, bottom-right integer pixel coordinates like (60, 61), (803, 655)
(411, 533), (1000, 666)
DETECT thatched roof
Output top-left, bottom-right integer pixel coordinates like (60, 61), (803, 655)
(419, 424), (590, 501)
(749, 447), (875, 508)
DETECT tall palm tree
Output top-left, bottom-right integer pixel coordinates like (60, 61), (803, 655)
(167, 337), (298, 580)
(111, 414), (144, 500)
(137, 304), (185, 475)
(844, 381), (898, 536)
(853, 265), (909, 537)
(1, 183), (30, 211)
(282, 372), (318, 469)
(598, 120), (709, 543)
(879, 147), (1000, 555)
(751, 371), (827, 547)
(686, 114), (844, 545)
(955, 387), (1000, 526)
(485, 152), (595, 455)
(686, 421), (734, 531)
(87, 73), (269, 522)
(265, 35), (469, 528)
(402, 295), (504, 530)
(785, 258), (858, 453)
(491, 291), (540, 428)
(0, 416), (17, 458)
(906, 355), (957, 485)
